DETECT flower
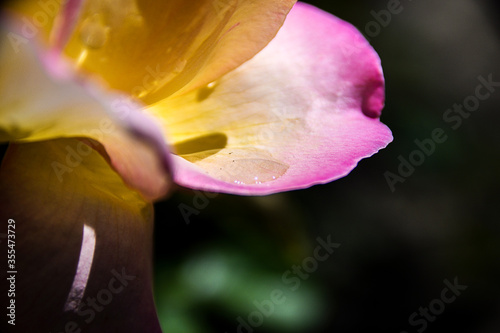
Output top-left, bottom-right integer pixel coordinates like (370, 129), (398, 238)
(0, 1), (392, 332)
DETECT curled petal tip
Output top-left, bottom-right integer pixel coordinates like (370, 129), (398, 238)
(362, 80), (386, 118)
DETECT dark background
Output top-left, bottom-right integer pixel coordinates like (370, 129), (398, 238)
(153, 1), (500, 332)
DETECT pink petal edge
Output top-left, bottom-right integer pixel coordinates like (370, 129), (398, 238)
(171, 2), (393, 195)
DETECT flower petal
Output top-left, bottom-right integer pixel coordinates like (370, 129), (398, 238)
(148, 2), (393, 195)
(0, 139), (161, 333)
(51, 0), (85, 51)
(62, 0), (296, 103)
(0, 18), (172, 200)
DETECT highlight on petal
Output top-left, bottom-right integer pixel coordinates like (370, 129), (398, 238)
(62, 0), (296, 103)
(0, 17), (172, 200)
(0, 139), (161, 333)
(148, 2), (393, 195)
(64, 224), (96, 312)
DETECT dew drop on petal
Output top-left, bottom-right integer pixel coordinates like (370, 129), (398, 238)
(181, 148), (289, 186)
(219, 158), (289, 185)
(79, 14), (110, 50)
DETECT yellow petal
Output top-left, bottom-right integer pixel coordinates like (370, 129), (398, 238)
(3, 0), (62, 44)
(1, 18), (172, 200)
(62, 0), (296, 103)
(0, 139), (161, 332)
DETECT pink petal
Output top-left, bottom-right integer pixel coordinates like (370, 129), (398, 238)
(50, 0), (85, 52)
(151, 2), (392, 195)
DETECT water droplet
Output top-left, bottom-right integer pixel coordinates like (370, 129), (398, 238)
(182, 149), (289, 185)
(79, 14), (110, 50)
(197, 81), (218, 101)
(221, 158), (289, 185)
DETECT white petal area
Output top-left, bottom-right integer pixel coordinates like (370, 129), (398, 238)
(0, 17), (172, 200)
